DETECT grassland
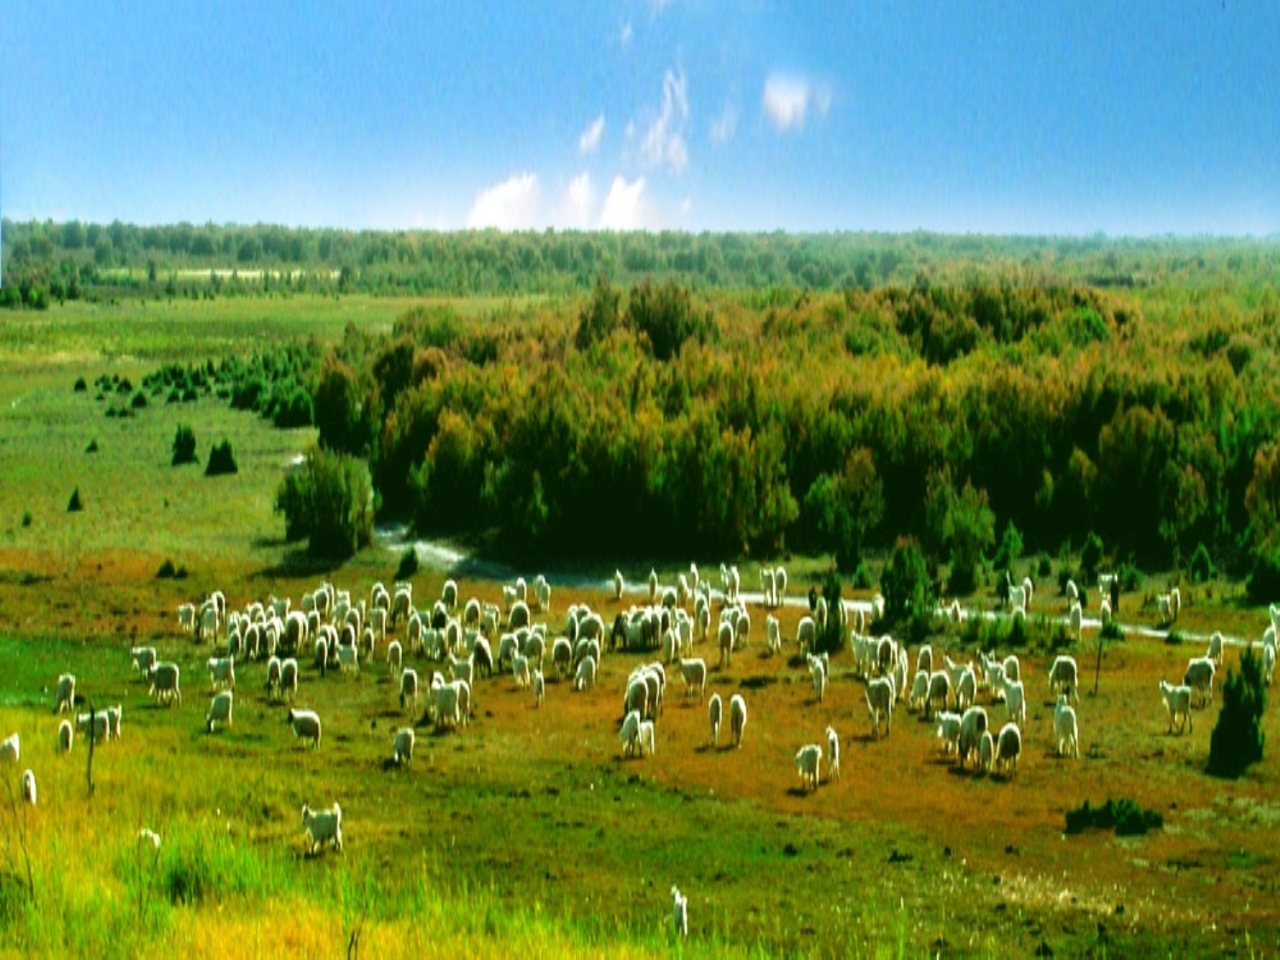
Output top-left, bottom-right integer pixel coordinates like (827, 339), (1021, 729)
(2, 296), (1279, 958)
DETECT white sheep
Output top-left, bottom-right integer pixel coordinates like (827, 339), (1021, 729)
(1183, 656), (1216, 708)
(442, 578), (459, 611)
(104, 704), (122, 741)
(21, 769), (36, 805)
(678, 658), (707, 703)
(280, 658), (298, 704)
(935, 711), (963, 756)
(512, 653), (531, 690)
(76, 712), (107, 742)
(57, 719), (73, 754)
(207, 656), (235, 692)
(337, 643), (360, 676)
(1048, 655), (1079, 704)
(1100, 598), (1112, 626)
(794, 743), (823, 792)
(977, 729), (994, 774)
(55, 673), (75, 714)
(717, 621), (734, 669)
(0, 733), (19, 766)
(1001, 677), (1026, 728)
(1159, 679), (1193, 735)
(957, 706), (989, 770)
(574, 654), (597, 692)
(765, 614), (781, 655)
(1264, 639), (1277, 687)
(131, 646), (158, 678)
(808, 652), (828, 703)
(907, 670), (929, 712)
(620, 709), (642, 758)
(865, 676), (895, 739)
(205, 691), (233, 733)
(708, 693), (723, 748)
(1054, 694), (1079, 759)
(671, 884), (688, 937)
(148, 662), (182, 706)
(301, 801), (343, 855)
(287, 708), (322, 749)
(796, 616), (816, 654)
(393, 727), (415, 765)
(638, 719), (656, 757)
(995, 722), (1022, 777)
(533, 668), (545, 707)
(1206, 631), (1224, 667)
(614, 570), (624, 601)
(1157, 586), (1182, 628)
(729, 694), (747, 748)
(826, 726), (840, 783)
(1002, 654), (1021, 684)
(925, 671), (951, 720)
(1068, 601), (1083, 644)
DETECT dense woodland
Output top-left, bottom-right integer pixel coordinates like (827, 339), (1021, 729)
(7, 220), (1280, 587)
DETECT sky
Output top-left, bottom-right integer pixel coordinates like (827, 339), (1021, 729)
(1, 1), (1276, 236)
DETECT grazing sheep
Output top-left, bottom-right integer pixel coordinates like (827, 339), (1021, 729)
(671, 885), (688, 938)
(915, 645), (934, 681)
(57, 719), (73, 754)
(55, 673), (75, 714)
(399, 668), (419, 714)
(1002, 654), (1021, 684)
(207, 656), (235, 692)
(1159, 679), (1193, 735)
(512, 653), (531, 690)
(765, 614), (782, 655)
(678, 658), (707, 703)
(1099, 598), (1112, 627)
(574, 655), (597, 692)
(1068, 601), (1083, 644)
(0, 733), (19, 766)
(301, 801), (343, 855)
(206, 691), (233, 733)
(908, 670), (929, 712)
(708, 693), (723, 747)
(957, 706), (989, 770)
(638, 719), (656, 757)
(1206, 631), (1224, 667)
(131, 646), (158, 678)
(77, 712), (108, 742)
(978, 729), (994, 774)
(1183, 656), (1216, 708)
(21, 769), (36, 805)
(393, 727), (415, 765)
(336, 643), (359, 676)
(1001, 677), (1026, 727)
(808, 652), (828, 703)
(796, 616), (817, 654)
(432, 682), (460, 730)
(148, 662), (182, 706)
(1048, 655), (1079, 704)
(953, 666), (977, 712)
(995, 722), (1022, 777)
(935, 711), (963, 756)
(865, 676), (895, 739)
(533, 668), (545, 707)
(729, 694), (747, 748)
(826, 726), (840, 783)
(280, 658), (299, 704)
(1054, 695), (1079, 759)
(620, 709), (642, 758)
(794, 743), (823, 792)
(105, 705), (123, 741)
(287, 708), (322, 749)
(925, 671), (951, 720)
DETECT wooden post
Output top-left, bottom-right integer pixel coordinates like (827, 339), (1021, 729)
(86, 704), (96, 798)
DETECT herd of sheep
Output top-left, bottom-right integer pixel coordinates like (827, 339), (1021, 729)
(6, 560), (1278, 941)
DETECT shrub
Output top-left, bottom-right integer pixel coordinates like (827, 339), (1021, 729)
(172, 425), (198, 466)
(85, 439), (99, 453)
(1065, 798), (1163, 837)
(1080, 531), (1104, 581)
(1246, 547), (1280, 606)
(130, 391), (148, 409)
(1119, 561), (1143, 593)
(990, 521), (1023, 573)
(67, 488), (83, 512)
(205, 439), (238, 477)
(1207, 646), (1267, 779)
(880, 538), (934, 636)
(116, 377), (133, 394)
(395, 545), (419, 581)
(1036, 553), (1053, 579)
(274, 446), (373, 559)
(1100, 619), (1124, 641)
(166, 388), (181, 405)
(156, 559), (177, 579)
(814, 570), (845, 656)
(1188, 542), (1215, 584)
(73, 377), (87, 392)
(271, 385), (313, 428)
(1165, 629), (1183, 646)
(20, 510), (32, 528)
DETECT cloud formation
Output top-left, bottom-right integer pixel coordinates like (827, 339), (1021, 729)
(709, 103), (738, 145)
(467, 173), (541, 230)
(578, 115), (605, 155)
(600, 175), (647, 230)
(641, 69), (689, 172)
(762, 74), (831, 131)
(559, 172), (595, 229)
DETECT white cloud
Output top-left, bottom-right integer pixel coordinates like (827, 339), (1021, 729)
(709, 103), (738, 145)
(600, 175), (647, 230)
(466, 173), (541, 230)
(559, 172), (596, 229)
(762, 74), (831, 131)
(578, 115), (605, 155)
(641, 69), (690, 173)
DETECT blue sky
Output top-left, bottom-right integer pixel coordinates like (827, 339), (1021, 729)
(2, 1), (1276, 235)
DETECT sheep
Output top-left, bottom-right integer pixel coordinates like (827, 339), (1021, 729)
(796, 616), (816, 654)
(1206, 631), (1224, 667)
(763, 614), (781, 656)
(925, 671), (951, 720)
(148, 662), (182, 706)
(808, 652), (828, 703)
(399, 668), (420, 714)
(1001, 677), (1026, 727)
(678, 658), (707, 703)
(1002, 654), (1021, 684)
(511, 653), (532, 691)
(734, 609), (752, 650)
(432, 682), (460, 731)
(760, 566), (775, 607)
(1159, 679), (1193, 735)
(935, 711), (963, 756)
(206, 691), (233, 733)
(953, 666), (977, 713)
(103, 704), (122, 741)
(995, 722), (1022, 777)
(1100, 598), (1113, 626)
(393, 727), (415, 765)
(207, 656), (235, 692)
(774, 566), (788, 606)
(729, 694), (747, 748)
(907, 670), (930, 712)
(826, 726), (840, 782)
(0, 733), (19, 766)
(671, 885), (688, 938)
(916, 644), (933, 679)
(1068, 601), (1083, 644)
(1157, 586), (1182, 628)
(385, 639), (404, 678)
(1054, 694), (1080, 759)
(533, 668), (545, 708)
(1066, 579), (1079, 606)
(614, 570), (624, 601)
(1264, 639), (1277, 687)
(795, 743), (823, 792)
(178, 602), (197, 635)
(638, 719), (656, 757)
(57, 719), (73, 754)
(1183, 656), (1216, 708)
(336, 643), (359, 676)
(301, 801), (343, 855)
(865, 676), (895, 739)
(1048, 655), (1079, 704)
(978, 729), (994, 774)
(574, 655), (597, 692)
(53, 673), (76, 715)
(620, 709), (643, 758)
(287, 708), (322, 749)
(1007, 583), (1027, 616)
(76, 712), (107, 742)
(717, 621), (734, 669)
(131, 646), (158, 678)
(708, 693), (723, 747)
(957, 706), (989, 770)
(21, 769), (36, 805)
(280, 658), (299, 704)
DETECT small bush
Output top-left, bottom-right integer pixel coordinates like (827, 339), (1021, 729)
(1207, 646), (1267, 779)
(156, 559), (178, 579)
(1246, 547), (1280, 606)
(1188, 542), (1216, 584)
(1080, 531), (1105, 581)
(990, 521), (1023, 573)
(1100, 619), (1124, 641)
(275, 446), (374, 559)
(20, 510), (32, 528)
(851, 560), (873, 590)
(395, 546), (419, 581)
(166, 388), (181, 404)
(1065, 798), (1163, 837)
(814, 570), (845, 656)
(172, 425), (197, 466)
(1119, 562), (1143, 593)
(1165, 629), (1184, 646)
(205, 439), (238, 477)
(67, 488), (83, 512)
(85, 439), (99, 453)
(73, 377), (87, 392)
(879, 537), (934, 636)
(1036, 553), (1053, 579)
(130, 391), (148, 409)
(115, 377), (133, 394)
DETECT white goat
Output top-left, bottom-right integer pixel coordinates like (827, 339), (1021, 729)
(795, 743), (822, 791)
(1159, 679), (1193, 735)
(1183, 656), (1216, 708)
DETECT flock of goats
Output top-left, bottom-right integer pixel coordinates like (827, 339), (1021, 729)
(3, 558), (1268, 887)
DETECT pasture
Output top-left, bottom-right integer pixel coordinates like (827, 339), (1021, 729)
(1, 298), (1278, 958)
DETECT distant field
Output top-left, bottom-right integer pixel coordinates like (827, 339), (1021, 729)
(1, 296), (1279, 957)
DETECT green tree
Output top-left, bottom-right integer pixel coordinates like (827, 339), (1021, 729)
(1207, 646), (1266, 779)
(802, 447), (884, 573)
(880, 537), (934, 635)
(312, 355), (367, 455)
(925, 468), (995, 595)
(274, 446), (373, 559)
(573, 274), (621, 352)
(172, 424), (197, 466)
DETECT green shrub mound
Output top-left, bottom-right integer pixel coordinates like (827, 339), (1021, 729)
(1207, 645), (1267, 779)
(1065, 798), (1163, 837)
(395, 545), (419, 581)
(172, 425), (197, 466)
(67, 488), (83, 512)
(205, 439), (238, 477)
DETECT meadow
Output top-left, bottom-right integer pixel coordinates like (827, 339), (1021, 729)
(1, 293), (1279, 958)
